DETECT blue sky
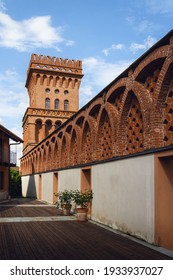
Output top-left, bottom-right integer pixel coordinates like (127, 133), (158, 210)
(0, 0), (173, 160)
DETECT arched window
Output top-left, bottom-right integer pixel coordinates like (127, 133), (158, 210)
(54, 99), (59, 110)
(35, 119), (42, 143)
(64, 99), (69, 111)
(45, 120), (52, 137)
(45, 98), (50, 109)
(55, 121), (62, 129)
(64, 90), (69, 95)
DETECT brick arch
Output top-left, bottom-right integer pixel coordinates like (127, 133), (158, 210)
(107, 85), (126, 112)
(75, 115), (85, 128)
(52, 140), (60, 169)
(106, 78), (128, 99)
(60, 133), (70, 168)
(155, 61), (173, 107)
(42, 146), (47, 172)
(34, 151), (39, 173)
(96, 107), (114, 160)
(133, 45), (169, 80)
(81, 120), (94, 164)
(69, 127), (81, 166)
(65, 123), (73, 134)
(88, 98), (103, 120)
(131, 80), (152, 113)
(151, 61), (173, 147)
(117, 91), (144, 155)
(46, 144), (52, 170)
(31, 152), (37, 173)
(24, 157), (28, 174)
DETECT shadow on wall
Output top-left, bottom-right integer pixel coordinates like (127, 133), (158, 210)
(26, 174), (37, 198)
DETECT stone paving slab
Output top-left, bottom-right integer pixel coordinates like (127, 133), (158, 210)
(0, 216), (76, 223)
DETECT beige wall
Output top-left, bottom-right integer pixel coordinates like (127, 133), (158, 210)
(58, 169), (81, 192)
(22, 154), (155, 243)
(91, 155), (155, 243)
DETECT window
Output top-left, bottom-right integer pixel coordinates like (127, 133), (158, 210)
(54, 99), (59, 110)
(35, 120), (42, 143)
(45, 120), (52, 137)
(55, 121), (62, 129)
(64, 100), (69, 111)
(0, 172), (4, 190)
(45, 98), (50, 109)
(64, 90), (69, 95)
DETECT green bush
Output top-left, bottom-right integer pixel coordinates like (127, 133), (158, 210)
(9, 169), (22, 197)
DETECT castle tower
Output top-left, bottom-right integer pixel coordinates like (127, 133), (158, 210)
(22, 54), (83, 155)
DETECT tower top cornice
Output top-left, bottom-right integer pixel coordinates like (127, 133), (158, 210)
(29, 53), (82, 71)
(26, 53), (83, 88)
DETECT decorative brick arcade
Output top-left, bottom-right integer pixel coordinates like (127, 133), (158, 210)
(21, 30), (173, 176)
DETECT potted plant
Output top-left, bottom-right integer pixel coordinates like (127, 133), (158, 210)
(54, 189), (73, 216)
(72, 189), (93, 221)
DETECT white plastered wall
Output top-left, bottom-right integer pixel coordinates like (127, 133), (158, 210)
(22, 175), (37, 198)
(58, 168), (81, 191)
(91, 154), (155, 243)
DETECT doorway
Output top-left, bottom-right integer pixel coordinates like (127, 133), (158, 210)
(53, 172), (58, 204)
(38, 174), (42, 200)
(81, 167), (92, 218)
(155, 153), (173, 251)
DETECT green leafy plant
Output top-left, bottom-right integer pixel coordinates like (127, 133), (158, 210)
(72, 189), (93, 208)
(9, 169), (22, 197)
(54, 189), (73, 208)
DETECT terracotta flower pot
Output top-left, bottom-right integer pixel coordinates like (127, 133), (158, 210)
(75, 207), (88, 221)
(61, 203), (72, 216)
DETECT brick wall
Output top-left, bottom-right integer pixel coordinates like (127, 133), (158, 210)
(21, 31), (173, 175)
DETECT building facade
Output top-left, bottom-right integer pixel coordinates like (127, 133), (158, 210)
(21, 30), (173, 251)
(22, 54), (83, 155)
(0, 124), (23, 200)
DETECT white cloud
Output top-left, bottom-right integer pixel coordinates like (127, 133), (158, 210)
(79, 57), (131, 107)
(0, 69), (28, 118)
(145, 0), (173, 14)
(130, 35), (156, 53)
(0, 10), (71, 52)
(102, 43), (125, 56)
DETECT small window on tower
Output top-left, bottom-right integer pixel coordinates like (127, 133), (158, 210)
(64, 99), (69, 111)
(54, 99), (59, 110)
(64, 90), (69, 95)
(45, 98), (50, 109)
(45, 88), (50, 93)
(55, 121), (62, 129)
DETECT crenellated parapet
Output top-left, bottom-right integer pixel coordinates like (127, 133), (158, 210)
(27, 54), (83, 75)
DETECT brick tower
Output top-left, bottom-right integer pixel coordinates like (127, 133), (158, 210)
(22, 54), (83, 155)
